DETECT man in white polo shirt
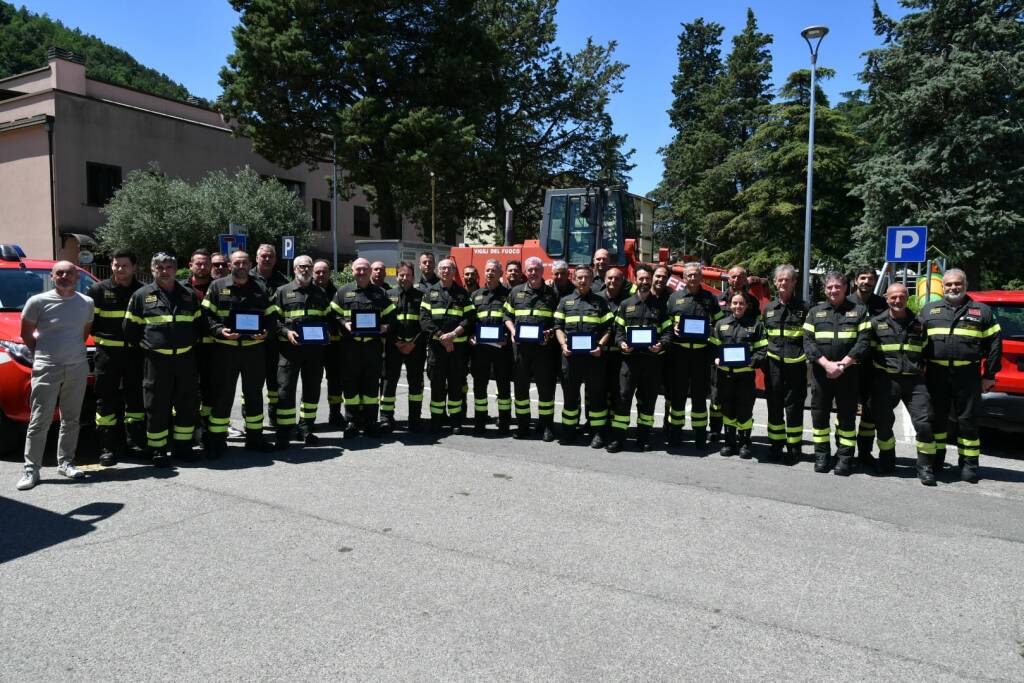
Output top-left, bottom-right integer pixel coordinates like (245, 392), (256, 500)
(16, 261), (93, 491)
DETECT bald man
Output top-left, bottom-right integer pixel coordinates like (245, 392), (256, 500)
(16, 261), (93, 490)
(867, 283), (935, 484)
(329, 257), (397, 438)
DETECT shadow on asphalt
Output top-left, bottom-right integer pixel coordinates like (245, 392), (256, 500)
(0, 499), (123, 564)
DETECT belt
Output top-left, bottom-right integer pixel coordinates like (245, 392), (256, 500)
(928, 359), (978, 367)
(147, 345), (192, 356)
(94, 338), (125, 348)
(767, 351), (807, 364)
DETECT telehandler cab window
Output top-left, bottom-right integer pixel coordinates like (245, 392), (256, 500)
(566, 195), (595, 265)
(546, 195), (566, 257)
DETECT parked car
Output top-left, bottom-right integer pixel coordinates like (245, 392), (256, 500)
(0, 245), (97, 449)
(969, 290), (1024, 433)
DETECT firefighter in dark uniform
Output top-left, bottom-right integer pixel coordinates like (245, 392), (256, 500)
(803, 271), (872, 476)
(461, 264), (481, 400)
(554, 265), (612, 447)
(380, 261), (426, 432)
(919, 268), (1001, 483)
(252, 244), (290, 424)
(313, 260), (345, 425)
(599, 267), (631, 430)
(868, 283), (936, 484)
(610, 264), (672, 453)
(652, 264), (672, 433)
(666, 262), (723, 449)
(470, 259), (514, 434)
(87, 248), (144, 466)
(503, 256), (560, 442)
(420, 258), (476, 432)
(123, 252), (205, 466)
(203, 249), (279, 455)
(416, 252), (439, 294)
(762, 264), (809, 464)
(848, 266), (888, 468)
(370, 260), (392, 291)
(272, 255), (330, 448)
(709, 266), (761, 443)
(182, 248), (215, 438)
(330, 258), (396, 438)
(710, 292), (767, 458)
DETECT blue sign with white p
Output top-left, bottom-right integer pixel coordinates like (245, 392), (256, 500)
(281, 235), (296, 260)
(885, 226), (927, 263)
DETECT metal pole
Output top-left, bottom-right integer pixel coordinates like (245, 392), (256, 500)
(332, 140), (339, 271)
(430, 171), (436, 245)
(801, 52), (818, 303)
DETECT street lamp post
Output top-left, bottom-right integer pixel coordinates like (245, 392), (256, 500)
(430, 171), (436, 245)
(800, 25), (828, 303)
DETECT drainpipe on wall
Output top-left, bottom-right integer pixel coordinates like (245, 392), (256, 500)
(43, 116), (57, 259)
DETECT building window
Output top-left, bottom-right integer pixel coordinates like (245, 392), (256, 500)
(312, 199), (331, 232)
(86, 162), (122, 207)
(260, 175), (306, 200)
(354, 205), (371, 236)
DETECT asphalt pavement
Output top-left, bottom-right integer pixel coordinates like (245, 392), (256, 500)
(3, 373), (1024, 681)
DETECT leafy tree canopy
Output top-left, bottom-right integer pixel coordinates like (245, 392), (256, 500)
(97, 164), (311, 262)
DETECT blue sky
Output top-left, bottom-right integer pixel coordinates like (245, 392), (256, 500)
(19, 0), (906, 196)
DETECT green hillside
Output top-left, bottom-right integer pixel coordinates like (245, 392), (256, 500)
(0, 1), (203, 104)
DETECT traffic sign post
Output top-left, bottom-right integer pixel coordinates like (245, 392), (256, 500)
(281, 236), (296, 260)
(219, 233), (248, 256)
(886, 226), (928, 263)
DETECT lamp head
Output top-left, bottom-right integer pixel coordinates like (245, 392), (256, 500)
(801, 25), (829, 40)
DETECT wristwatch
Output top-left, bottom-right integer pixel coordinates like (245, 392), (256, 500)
(836, 362), (846, 370)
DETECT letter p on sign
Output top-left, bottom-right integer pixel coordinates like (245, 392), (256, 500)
(281, 235), (296, 260)
(885, 226), (927, 263)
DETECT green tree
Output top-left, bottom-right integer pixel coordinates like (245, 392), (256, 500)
(473, 0), (630, 242)
(0, 1), (200, 103)
(850, 0), (1024, 286)
(97, 164), (310, 261)
(716, 69), (864, 274)
(654, 11), (774, 258)
(219, 0), (492, 244)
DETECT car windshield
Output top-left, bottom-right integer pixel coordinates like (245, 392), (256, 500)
(0, 268), (98, 311)
(991, 303), (1024, 341)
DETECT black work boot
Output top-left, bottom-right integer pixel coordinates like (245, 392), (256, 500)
(834, 454), (853, 477)
(636, 426), (650, 452)
(497, 413), (511, 435)
(378, 413), (395, 435)
(474, 413), (488, 435)
(858, 449), (877, 473)
(814, 451), (832, 473)
(767, 443), (783, 462)
(961, 456), (980, 483)
(916, 452), (937, 486)
(606, 431), (624, 453)
(665, 425), (681, 447)
(693, 428), (707, 450)
(274, 428), (291, 451)
(932, 450), (946, 475)
(450, 413), (465, 435)
(408, 415), (423, 432)
(738, 430), (753, 460)
(708, 430), (721, 445)
(590, 430), (606, 449)
(558, 426), (577, 446)
(245, 430), (274, 453)
(785, 443), (802, 466)
(541, 419), (556, 443)
(298, 421), (319, 444)
(720, 427), (736, 457)
(877, 450), (896, 475)
(98, 426), (119, 467)
(151, 447), (172, 468)
(328, 404), (345, 427)
(174, 441), (201, 463)
(202, 433), (225, 460)
(513, 417), (531, 440)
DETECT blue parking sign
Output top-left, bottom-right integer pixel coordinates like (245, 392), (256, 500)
(281, 235), (295, 260)
(885, 226), (927, 263)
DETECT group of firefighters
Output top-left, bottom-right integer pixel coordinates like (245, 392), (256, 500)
(87, 243), (1002, 487)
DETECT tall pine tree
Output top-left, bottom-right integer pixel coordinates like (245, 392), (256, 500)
(850, 0), (1024, 286)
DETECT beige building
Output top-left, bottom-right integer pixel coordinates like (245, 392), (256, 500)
(0, 48), (420, 264)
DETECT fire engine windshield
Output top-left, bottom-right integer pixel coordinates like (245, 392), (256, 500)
(0, 268), (97, 311)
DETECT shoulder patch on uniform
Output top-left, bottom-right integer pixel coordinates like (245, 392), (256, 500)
(515, 292), (526, 300)
(474, 295), (484, 303)
(345, 291), (356, 298)
(222, 288), (231, 295)
(565, 298), (575, 306)
(430, 291), (440, 299)
(815, 310), (827, 318)
(626, 305), (636, 312)
(145, 294), (157, 303)
(720, 324), (730, 331)
(929, 307), (942, 314)
(877, 322), (889, 330)
(286, 291), (297, 299)
(104, 290), (116, 299)
(765, 310), (775, 317)
(846, 311), (859, 317)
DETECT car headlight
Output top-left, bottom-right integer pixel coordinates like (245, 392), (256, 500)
(0, 340), (34, 367)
